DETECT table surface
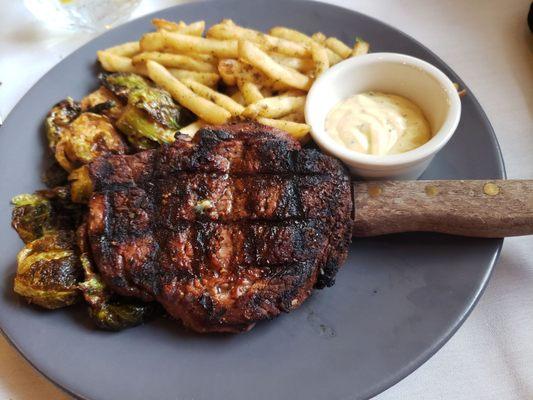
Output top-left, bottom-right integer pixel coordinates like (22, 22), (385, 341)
(1, 0), (532, 399)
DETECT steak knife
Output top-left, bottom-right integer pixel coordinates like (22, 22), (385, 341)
(352, 180), (533, 237)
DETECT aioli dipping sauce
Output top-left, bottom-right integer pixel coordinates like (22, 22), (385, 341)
(325, 91), (431, 156)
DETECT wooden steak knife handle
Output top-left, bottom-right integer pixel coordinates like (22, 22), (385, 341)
(352, 180), (533, 238)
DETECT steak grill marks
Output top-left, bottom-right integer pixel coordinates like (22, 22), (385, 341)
(87, 123), (352, 332)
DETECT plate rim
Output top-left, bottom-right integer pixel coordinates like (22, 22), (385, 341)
(0, 1), (506, 399)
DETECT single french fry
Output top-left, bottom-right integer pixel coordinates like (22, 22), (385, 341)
(269, 27), (342, 65)
(146, 61), (231, 124)
(218, 59), (275, 87)
(140, 32), (167, 52)
(182, 78), (244, 116)
(188, 53), (218, 65)
(270, 53), (314, 72)
(179, 120), (207, 136)
(167, 69), (220, 87)
(140, 31), (238, 57)
(242, 95), (306, 119)
(104, 41), (140, 57)
(256, 117), (310, 139)
(238, 40), (311, 91)
(152, 19), (205, 36)
(207, 23), (310, 57)
(238, 81), (264, 105)
(311, 32), (327, 44)
(352, 37), (370, 56)
(132, 52), (216, 72)
(162, 31), (238, 58)
(310, 42), (329, 77)
(97, 51), (147, 75)
(325, 37), (352, 59)
(281, 110), (305, 123)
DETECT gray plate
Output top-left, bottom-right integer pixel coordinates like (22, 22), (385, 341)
(0, 1), (505, 399)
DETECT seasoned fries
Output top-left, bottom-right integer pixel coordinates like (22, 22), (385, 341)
(325, 37), (352, 59)
(104, 41), (140, 57)
(242, 95), (305, 119)
(132, 52), (216, 72)
(180, 120), (207, 136)
(97, 51), (147, 75)
(152, 19), (205, 36)
(238, 81), (264, 105)
(182, 78), (244, 116)
(167, 69), (220, 87)
(147, 60), (231, 124)
(238, 40), (311, 90)
(310, 43), (329, 77)
(353, 37), (370, 57)
(207, 23), (309, 57)
(97, 17), (370, 142)
(256, 117), (310, 139)
(143, 31), (239, 58)
(269, 26), (342, 65)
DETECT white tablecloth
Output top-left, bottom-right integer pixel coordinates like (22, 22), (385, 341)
(1, 0), (532, 398)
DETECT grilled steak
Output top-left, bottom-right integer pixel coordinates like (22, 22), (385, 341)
(86, 122), (352, 332)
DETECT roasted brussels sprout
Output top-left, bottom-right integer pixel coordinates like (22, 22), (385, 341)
(79, 254), (158, 331)
(100, 72), (194, 149)
(11, 187), (84, 243)
(54, 112), (127, 172)
(45, 96), (128, 172)
(80, 86), (124, 121)
(99, 72), (150, 101)
(14, 231), (82, 309)
(69, 165), (94, 204)
(45, 98), (81, 151)
(11, 194), (53, 243)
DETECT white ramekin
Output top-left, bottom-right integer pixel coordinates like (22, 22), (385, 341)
(305, 53), (461, 179)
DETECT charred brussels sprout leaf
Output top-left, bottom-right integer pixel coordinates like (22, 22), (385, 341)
(14, 231), (82, 309)
(101, 72), (194, 149)
(79, 254), (158, 331)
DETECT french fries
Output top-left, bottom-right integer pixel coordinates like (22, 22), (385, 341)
(143, 31), (239, 58)
(207, 23), (309, 57)
(147, 60), (231, 124)
(269, 26), (342, 65)
(242, 95), (305, 119)
(97, 17), (371, 142)
(256, 117), (310, 139)
(132, 52), (216, 72)
(97, 51), (147, 75)
(238, 40), (311, 90)
(104, 41), (140, 57)
(238, 81), (264, 105)
(152, 19), (205, 36)
(182, 78), (244, 116)
(325, 37), (352, 59)
(167, 69), (220, 87)
(353, 37), (370, 56)
(180, 120), (207, 136)
(270, 53), (314, 72)
(310, 43), (329, 77)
